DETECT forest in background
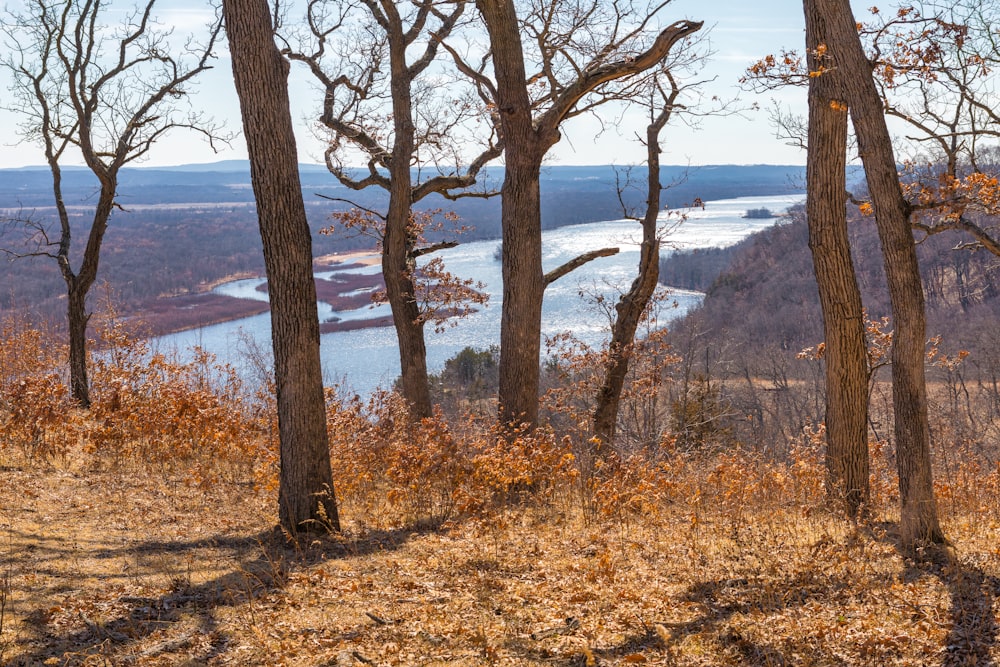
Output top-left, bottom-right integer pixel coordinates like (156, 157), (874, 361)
(661, 202), (1000, 355)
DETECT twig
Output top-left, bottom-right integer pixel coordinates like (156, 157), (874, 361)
(365, 611), (391, 625)
(352, 649), (375, 664)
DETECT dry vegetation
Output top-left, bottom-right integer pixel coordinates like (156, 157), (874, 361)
(1, 313), (999, 666)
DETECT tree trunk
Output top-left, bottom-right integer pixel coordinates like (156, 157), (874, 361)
(383, 230), (432, 419)
(497, 152), (546, 429)
(477, 0), (547, 429)
(222, 0), (340, 533)
(66, 282), (91, 408)
(54, 173), (116, 409)
(384, 18), (433, 420)
(814, 0), (944, 546)
(592, 120), (665, 446)
(803, 0), (870, 518)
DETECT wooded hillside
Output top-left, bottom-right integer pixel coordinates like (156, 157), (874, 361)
(662, 203), (1000, 362)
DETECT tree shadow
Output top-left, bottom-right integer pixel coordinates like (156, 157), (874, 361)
(6, 521), (443, 666)
(504, 572), (840, 666)
(871, 522), (999, 667)
(935, 564), (1000, 667)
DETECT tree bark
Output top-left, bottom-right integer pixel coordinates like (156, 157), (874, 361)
(66, 283), (91, 408)
(384, 219), (433, 419)
(803, 0), (871, 518)
(496, 150), (547, 429)
(814, 0), (944, 546)
(223, 0), (340, 533)
(477, 0), (548, 429)
(592, 105), (670, 446)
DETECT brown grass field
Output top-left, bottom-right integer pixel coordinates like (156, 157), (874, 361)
(1, 446), (998, 667)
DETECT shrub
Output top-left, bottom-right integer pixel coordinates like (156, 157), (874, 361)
(0, 314), (72, 461)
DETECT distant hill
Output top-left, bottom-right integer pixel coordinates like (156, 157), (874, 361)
(0, 161), (806, 210)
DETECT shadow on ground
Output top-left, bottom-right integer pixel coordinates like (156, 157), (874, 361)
(875, 522), (1000, 667)
(6, 521), (443, 666)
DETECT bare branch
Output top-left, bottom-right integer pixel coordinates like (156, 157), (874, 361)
(410, 240), (459, 258)
(539, 20), (703, 138)
(314, 194), (387, 221)
(412, 141), (503, 200)
(544, 247), (620, 287)
(435, 36), (499, 104)
(912, 216), (1000, 257)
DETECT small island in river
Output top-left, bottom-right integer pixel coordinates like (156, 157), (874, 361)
(742, 207), (776, 219)
(139, 250), (391, 337)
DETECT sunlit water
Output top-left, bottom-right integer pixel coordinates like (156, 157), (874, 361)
(152, 194), (804, 395)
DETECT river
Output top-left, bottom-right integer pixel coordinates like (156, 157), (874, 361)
(152, 193), (804, 395)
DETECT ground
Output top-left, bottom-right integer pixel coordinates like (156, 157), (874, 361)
(1, 460), (998, 666)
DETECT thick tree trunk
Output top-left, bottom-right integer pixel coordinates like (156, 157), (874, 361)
(497, 153), (546, 428)
(803, 0), (870, 518)
(814, 0), (943, 546)
(477, 0), (547, 429)
(223, 0), (340, 533)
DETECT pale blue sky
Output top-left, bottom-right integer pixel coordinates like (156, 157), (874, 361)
(0, 0), (820, 169)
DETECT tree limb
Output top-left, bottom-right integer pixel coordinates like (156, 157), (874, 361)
(543, 247), (620, 287)
(912, 216), (1000, 256)
(314, 193), (386, 220)
(538, 20), (703, 139)
(412, 142), (504, 200)
(410, 240), (458, 258)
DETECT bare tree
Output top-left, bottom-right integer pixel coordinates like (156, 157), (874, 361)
(813, 0), (945, 548)
(223, 0), (340, 533)
(283, 0), (502, 419)
(802, 0), (870, 517)
(590, 72), (677, 447)
(589, 28), (731, 448)
(467, 0), (702, 430)
(1, 0), (224, 407)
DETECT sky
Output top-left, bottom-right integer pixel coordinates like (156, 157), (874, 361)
(0, 0), (813, 170)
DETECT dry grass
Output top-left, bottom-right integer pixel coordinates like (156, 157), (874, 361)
(2, 317), (998, 665)
(0, 451), (998, 667)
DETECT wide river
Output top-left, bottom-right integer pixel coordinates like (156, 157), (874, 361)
(154, 194), (804, 395)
